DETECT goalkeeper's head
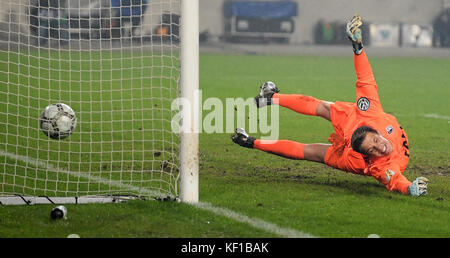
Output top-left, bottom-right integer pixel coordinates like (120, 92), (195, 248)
(351, 126), (393, 157)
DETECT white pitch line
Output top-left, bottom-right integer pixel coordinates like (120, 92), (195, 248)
(0, 150), (317, 238)
(423, 113), (450, 122)
(395, 113), (450, 124)
(192, 202), (317, 238)
(395, 113), (450, 122)
(0, 150), (167, 199)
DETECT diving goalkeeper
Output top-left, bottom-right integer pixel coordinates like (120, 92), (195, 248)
(231, 15), (429, 196)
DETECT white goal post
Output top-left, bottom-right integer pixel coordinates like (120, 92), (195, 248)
(179, 0), (199, 204)
(0, 0), (198, 205)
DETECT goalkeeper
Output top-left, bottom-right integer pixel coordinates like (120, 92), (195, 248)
(231, 15), (429, 197)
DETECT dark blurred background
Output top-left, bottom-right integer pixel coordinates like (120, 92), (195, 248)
(1, 0), (449, 49)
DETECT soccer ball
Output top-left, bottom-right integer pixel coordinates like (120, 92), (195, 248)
(40, 103), (77, 139)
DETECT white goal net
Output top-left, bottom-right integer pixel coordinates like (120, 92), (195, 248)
(0, 0), (186, 204)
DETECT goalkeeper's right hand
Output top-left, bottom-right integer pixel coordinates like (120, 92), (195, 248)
(408, 177), (429, 197)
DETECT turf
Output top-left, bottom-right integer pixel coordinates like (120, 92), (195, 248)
(0, 50), (449, 238)
(198, 53), (450, 238)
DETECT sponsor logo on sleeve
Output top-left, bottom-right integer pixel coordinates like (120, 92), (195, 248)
(357, 97), (370, 111)
(385, 169), (395, 183)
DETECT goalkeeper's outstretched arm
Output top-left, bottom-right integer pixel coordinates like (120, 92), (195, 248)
(371, 166), (429, 196)
(346, 14), (384, 115)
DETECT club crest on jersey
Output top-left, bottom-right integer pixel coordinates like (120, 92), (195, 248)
(386, 125), (394, 134)
(357, 97), (370, 111)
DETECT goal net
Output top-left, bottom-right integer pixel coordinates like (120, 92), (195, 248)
(0, 0), (192, 204)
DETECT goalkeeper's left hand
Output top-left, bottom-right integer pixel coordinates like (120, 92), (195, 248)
(408, 177), (429, 197)
(346, 14), (363, 54)
(346, 14), (362, 44)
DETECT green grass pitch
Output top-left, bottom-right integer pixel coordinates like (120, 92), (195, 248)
(0, 50), (449, 238)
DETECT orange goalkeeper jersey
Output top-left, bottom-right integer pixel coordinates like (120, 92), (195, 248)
(326, 50), (412, 194)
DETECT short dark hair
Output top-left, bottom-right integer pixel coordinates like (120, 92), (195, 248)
(351, 126), (377, 155)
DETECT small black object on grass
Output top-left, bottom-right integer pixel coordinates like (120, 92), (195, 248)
(50, 205), (67, 220)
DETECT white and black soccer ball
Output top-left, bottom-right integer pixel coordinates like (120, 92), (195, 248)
(40, 103), (77, 139)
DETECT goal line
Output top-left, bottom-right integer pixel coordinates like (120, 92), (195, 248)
(0, 149), (171, 202)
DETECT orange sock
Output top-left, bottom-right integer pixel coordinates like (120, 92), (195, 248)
(272, 93), (320, 116)
(254, 139), (305, 160)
